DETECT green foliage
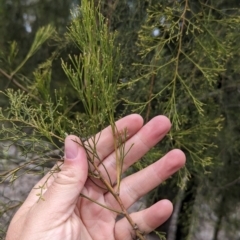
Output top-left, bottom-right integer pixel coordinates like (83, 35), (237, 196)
(118, 0), (229, 181)
(0, 1), (142, 238)
(0, 0), (121, 181)
(11, 25), (55, 77)
(62, 0), (120, 134)
(1, 0), (240, 239)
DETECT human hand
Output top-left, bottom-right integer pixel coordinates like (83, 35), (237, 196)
(6, 114), (185, 240)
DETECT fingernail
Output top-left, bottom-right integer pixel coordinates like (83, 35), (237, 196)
(65, 138), (79, 160)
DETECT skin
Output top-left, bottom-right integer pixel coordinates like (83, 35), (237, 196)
(6, 114), (186, 240)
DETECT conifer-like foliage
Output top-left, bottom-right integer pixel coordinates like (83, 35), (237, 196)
(1, 0), (240, 239)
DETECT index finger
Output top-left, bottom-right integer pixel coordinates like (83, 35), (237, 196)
(83, 114), (144, 165)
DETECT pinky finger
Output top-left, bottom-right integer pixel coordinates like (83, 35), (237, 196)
(115, 200), (173, 240)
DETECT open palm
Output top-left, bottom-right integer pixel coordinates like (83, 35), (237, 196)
(6, 114), (185, 240)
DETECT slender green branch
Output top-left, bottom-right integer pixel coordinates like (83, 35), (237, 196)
(80, 193), (123, 215)
(0, 68), (42, 103)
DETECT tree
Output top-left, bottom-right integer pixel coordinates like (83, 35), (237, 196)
(1, 0), (240, 239)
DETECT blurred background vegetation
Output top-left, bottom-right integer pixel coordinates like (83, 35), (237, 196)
(1, 0), (240, 239)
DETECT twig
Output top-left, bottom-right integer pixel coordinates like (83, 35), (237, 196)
(145, 73), (155, 122)
(216, 176), (240, 190)
(79, 138), (146, 240)
(80, 193), (123, 215)
(0, 68), (43, 103)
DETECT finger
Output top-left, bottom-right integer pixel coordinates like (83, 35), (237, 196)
(86, 115), (171, 191)
(84, 114), (143, 166)
(115, 200), (173, 240)
(106, 149), (185, 210)
(20, 115), (143, 212)
(31, 135), (88, 220)
(19, 162), (63, 211)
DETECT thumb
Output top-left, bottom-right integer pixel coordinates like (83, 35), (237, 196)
(35, 135), (88, 217)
